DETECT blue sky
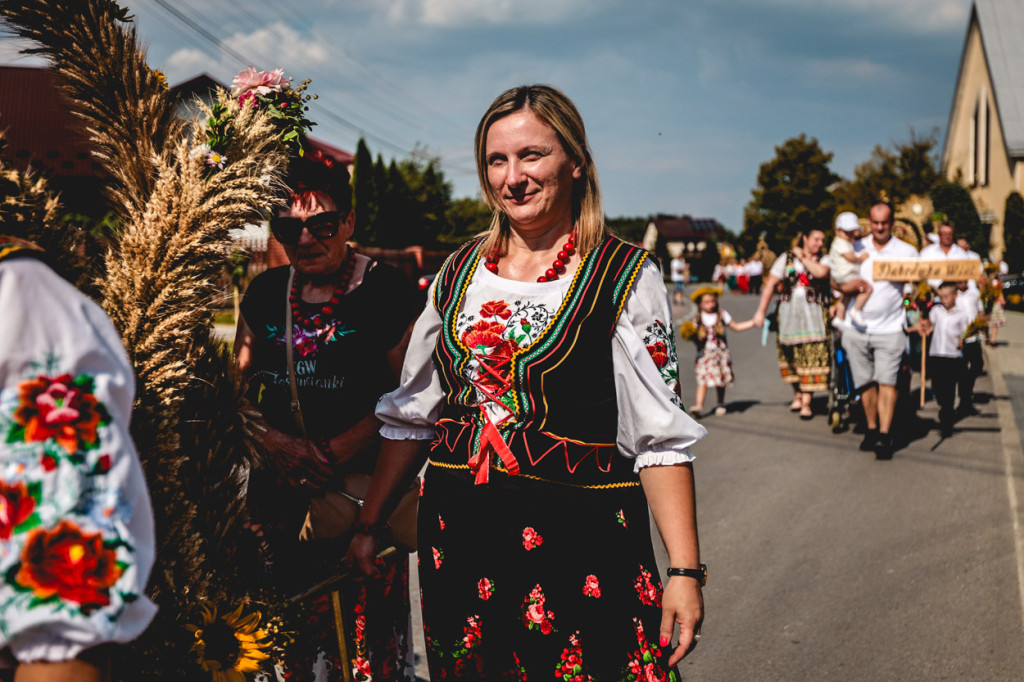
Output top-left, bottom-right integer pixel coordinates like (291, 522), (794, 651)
(1, 0), (973, 231)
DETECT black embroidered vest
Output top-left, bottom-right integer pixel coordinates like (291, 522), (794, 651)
(429, 235), (650, 487)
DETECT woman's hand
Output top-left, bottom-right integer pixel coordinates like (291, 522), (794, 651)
(791, 245), (806, 261)
(660, 575), (704, 666)
(347, 532), (380, 579)
(260, 425), (333, 489)
(752, 311), (765, 328)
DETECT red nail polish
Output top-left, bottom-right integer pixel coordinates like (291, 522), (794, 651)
(660, 636), (669, 647)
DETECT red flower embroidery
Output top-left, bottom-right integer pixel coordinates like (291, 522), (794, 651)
(616, 509), (628, 528)
(40, 454), (57, 472)
(478, 577), (494, 601)
(433, 546), (444, 569)
(522, 526), (544, 551)
(555, 632), (594, 682)
(480, 300), (512, 319)
(13, 374), (106, 454)
(633, 565), (662, 607)
(798, 272), (810, 287)
(0, 480), (36, 540)
(462, 320), (507, 349)
(582, 574), (601, 598)
(646, 341), (668, 368)
(623, 618), (671, 682)
(522, 584), (555, 634)
(15, 519), (122, 609)
(438, 514), (446, 530)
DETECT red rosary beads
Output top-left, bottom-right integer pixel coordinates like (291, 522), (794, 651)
(484, 231), (577, 282)
(290, 247), (357, 330)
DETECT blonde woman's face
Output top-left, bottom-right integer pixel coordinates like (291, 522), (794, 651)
(484, 110), (582, 237)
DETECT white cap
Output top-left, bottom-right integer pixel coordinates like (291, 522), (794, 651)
(835, 212), (860, 232)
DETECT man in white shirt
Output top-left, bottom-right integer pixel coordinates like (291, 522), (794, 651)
(955, 276), (984, 415)
(920, 222), (980, 291)
(841, 202), (919, 459)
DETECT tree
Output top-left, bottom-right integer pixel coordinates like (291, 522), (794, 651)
(742, 134), (839, 254)
(606, 216), (648, 245)
(376, 160), (412, 248)
(834, 128), (940, 212)
(442, 197), (491, 246)
(1004, 191), (1024, 272)
(351, 138), (376, 244)
(930, 181), (986, 253)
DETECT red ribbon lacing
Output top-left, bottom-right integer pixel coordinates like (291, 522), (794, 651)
(466, 347), (520, 484)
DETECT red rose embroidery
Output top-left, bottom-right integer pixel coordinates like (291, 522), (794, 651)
(623, 618), (670, 682)
(438, 514), (446, 530)
(13, 374), (106, 454)
(478, 577), (494, 601)
(432, 546), (443, 569)
(0, 480), (36, 540)
(555, 632), (594, 681)
(798, 272), (810, 287)
(15, 519), (122, 609)
(646, 341), (668, 368)
(480, 300), (512, 320)
(522, 526), (544, 551)
(633, 564), (662, 607)
(462, 320), (507, 349)
(582, 574), (601, 598)
(522, 584), (555, 634)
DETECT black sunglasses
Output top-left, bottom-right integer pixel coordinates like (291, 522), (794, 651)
(270, 211), (342, 245)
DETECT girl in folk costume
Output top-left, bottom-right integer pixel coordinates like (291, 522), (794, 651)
(683, 287), (754, 417)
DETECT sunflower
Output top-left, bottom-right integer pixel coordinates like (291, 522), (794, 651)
(187, 603), (271, 681)
(679, 320), (699, 341)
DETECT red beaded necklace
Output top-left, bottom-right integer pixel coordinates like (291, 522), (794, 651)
(484, 230), (577, 282)
(290, 247), (357, 330)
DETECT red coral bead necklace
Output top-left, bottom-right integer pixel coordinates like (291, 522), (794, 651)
(484, 230), (576, 282)
(290, 246), (357, 330)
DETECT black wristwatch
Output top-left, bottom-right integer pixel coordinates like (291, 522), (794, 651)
(667, 564), (707, 586)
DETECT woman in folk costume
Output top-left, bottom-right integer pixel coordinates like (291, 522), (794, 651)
(235, 153), (420, 680)
(351, 85), (707, 680)
(752, 227), (833, 420)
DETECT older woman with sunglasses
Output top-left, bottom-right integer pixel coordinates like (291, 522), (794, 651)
(234, 151), (420, 680)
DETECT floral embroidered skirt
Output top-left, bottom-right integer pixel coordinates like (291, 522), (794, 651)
(417, 464), (680, 681)
(695, 341), (734, 388)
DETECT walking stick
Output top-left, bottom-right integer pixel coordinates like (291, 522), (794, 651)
(920, 333), (927, 408)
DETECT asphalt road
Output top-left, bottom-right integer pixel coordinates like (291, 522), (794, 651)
(409, 290), (1024, 681)
(672, 292), (1024, 681)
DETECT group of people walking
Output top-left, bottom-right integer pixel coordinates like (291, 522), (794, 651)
(680, 200), (997, 461)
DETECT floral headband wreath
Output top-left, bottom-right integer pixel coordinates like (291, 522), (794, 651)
(195, 66), (317, 172)
(689, 286), (722, 303)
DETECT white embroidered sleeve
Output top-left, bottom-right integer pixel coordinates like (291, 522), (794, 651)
(612, 261), (706, 472)
(376, 283), (446, 440)
(0, 258), (157, 663)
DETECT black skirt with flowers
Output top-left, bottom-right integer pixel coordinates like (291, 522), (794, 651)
(417, 443), (679, 681)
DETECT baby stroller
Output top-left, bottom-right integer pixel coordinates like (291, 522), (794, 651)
(827, 328), (856, 433)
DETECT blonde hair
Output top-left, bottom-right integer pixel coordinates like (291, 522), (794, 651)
(474, 85), (606, 257)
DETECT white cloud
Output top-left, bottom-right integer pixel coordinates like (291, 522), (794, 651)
(736, 0), (968, 35)
(374, 0), (600, 27)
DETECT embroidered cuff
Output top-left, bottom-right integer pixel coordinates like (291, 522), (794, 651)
(633, 449), (696, 473)
(380, 423), (437, 441)
(9, 629), (89, 663)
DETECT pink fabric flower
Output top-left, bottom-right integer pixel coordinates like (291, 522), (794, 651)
(582, 574), (601, 598)
(230, 66), (291, 97)
(477, 577), (493, 600)
(432, 546), (442, 569)
(526, 603), (546, 624)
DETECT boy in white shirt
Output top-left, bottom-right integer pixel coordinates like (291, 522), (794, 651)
(928, 282), (970, 437)
(828, 212), (873, 331)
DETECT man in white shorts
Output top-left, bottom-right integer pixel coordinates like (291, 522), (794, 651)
(840, 202), (919, 459)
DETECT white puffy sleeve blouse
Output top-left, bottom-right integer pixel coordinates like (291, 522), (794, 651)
(376, 257), (706, 472)
(0, 256), (157, 664)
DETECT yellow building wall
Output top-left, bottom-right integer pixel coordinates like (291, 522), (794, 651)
(943, 21), (1022, 260)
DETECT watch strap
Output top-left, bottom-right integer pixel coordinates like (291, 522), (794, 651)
(667, 563), (707, 586)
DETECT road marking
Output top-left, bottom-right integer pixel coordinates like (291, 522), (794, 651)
(986, 346), (1024, 638)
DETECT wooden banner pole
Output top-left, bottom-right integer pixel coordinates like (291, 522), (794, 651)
(920, 332), (927, 408)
